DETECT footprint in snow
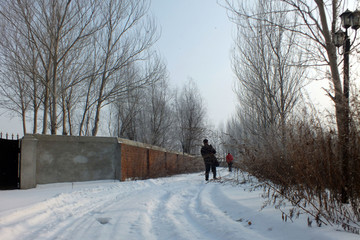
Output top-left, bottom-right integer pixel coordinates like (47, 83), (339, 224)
(96, 217), (111, 225)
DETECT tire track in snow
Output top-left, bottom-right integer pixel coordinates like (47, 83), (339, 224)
(140, 176), (252, 240)
(0, 183), (150, 240)
(152, 180), (210, 240)
(0, 175), (265, 240)
(0, 172), (274, 240)
(47, 179), (167, 240)
(162, 181), (266, 240)
(199, 184), (270, 240)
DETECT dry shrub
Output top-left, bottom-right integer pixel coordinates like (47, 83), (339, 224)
(237, 107), (360, 233)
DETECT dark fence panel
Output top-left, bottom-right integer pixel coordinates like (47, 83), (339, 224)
(0, 138), (20, 189)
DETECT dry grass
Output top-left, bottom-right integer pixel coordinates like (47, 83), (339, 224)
(235, 106), (360, 233)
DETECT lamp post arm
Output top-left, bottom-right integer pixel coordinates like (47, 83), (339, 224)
(349, 30), (358, 50)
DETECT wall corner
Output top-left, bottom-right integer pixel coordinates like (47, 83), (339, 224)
(20, 135), (38, 189)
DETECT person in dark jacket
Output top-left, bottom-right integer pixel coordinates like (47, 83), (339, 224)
(201, 139), (217, 181)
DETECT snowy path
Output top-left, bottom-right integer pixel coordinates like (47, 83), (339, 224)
(0, 169), (358, 240)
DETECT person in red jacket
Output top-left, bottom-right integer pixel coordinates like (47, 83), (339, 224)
(226, 153), (234, 172)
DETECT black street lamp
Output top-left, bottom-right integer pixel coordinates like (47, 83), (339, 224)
(333, 9), (360, 203)
(334, 9), (360, 99)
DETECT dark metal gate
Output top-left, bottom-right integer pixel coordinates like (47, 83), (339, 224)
(0, 137), (21, 189)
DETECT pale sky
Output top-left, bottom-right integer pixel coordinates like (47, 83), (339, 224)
(0, 0), (237, 136)
(150, 0), (237, 127)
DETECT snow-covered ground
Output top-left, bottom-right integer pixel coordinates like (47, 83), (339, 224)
(0, 168), (358, 240)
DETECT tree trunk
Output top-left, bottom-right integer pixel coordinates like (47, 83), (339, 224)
(92, 99), (102, 136)
(316, 0), (349, 203)
(32, 90), (38, 134)
(21, 108), (27, 136)
(42, 79), (50, 134)
(62, 94), (68, 135)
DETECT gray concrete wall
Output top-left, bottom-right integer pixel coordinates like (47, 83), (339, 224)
(21, 134), (120, 187)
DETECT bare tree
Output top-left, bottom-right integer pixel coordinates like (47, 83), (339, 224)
(0, 0), (99, 134)
(228, 0), (306, 150)
(77, 40), (99, 136)
(90, 0), (159, 136)
(0, 1), (43, 134)
(0, 0), (161, 137)
(58, 47), (93, 135)
(174, 79), (207, 154)
(137, 69), (174, 147)
(109, 52), (168, 141)
(0, 67), (31, 135)
(112, 64), (142, 140)
(226, 0), (357, 203)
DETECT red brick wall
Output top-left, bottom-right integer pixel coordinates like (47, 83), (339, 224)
(120, 143), (202, 181)
(166, 153), (178, 175)
(148, 149), (166, 178)
(121, 144), (148, 181)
